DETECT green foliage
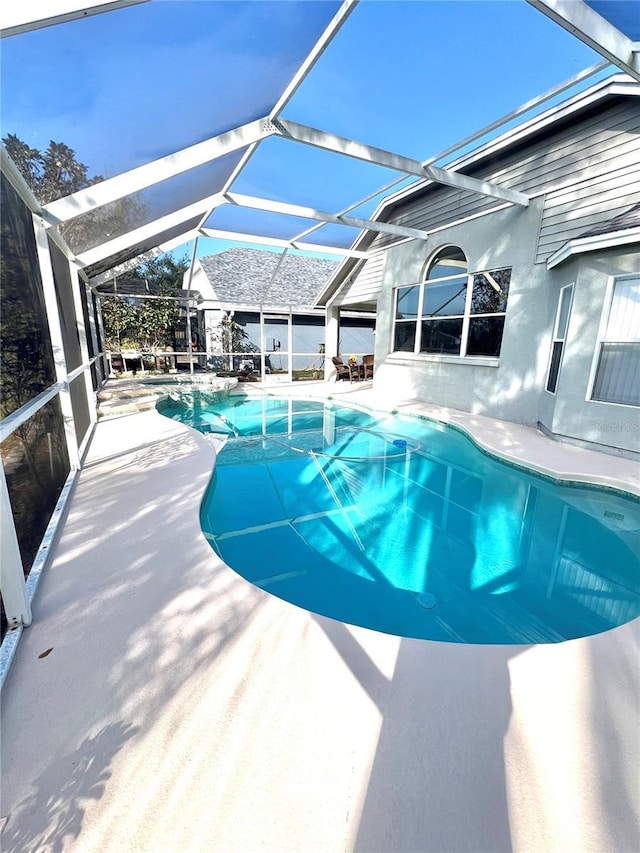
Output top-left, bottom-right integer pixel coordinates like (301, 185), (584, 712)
(100, 296), (137, 348)
(220, 314), (252, 353)
(101, 255), (190, 351)
(127, 255), (189, 292)
(2, 132), (145, 253)
(3, 131), (189, 355)
(0, 176), (56, 420)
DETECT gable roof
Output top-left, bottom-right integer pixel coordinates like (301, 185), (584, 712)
(198, 248), (338, 309)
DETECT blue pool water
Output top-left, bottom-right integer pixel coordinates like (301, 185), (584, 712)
(159, 394), (640, 644)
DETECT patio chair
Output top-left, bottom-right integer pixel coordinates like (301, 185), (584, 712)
(348, 360), (362, 382)
(332, 357), (350, 381)
(362, 354), (374, 380)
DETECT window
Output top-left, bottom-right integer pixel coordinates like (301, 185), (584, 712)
(590, 275), (640, 406)
(392, 246), (511, 358)
(546, 283), (573, 394)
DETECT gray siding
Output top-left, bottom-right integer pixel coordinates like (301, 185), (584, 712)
(334, 251), (386, 306)
(375, 98), (640, 262)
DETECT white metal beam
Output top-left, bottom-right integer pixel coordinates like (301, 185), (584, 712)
(197, 0), (358, 209)
(1, 468), (31, 630)
(66, 256), (97, 428)
(527, 0), (640, 81)
(0, 384), (64, 444)
(43, 119), (275, 224)
(1, 1), (148, 38)
(225, 192), (430, 240)
(273, 119), (530, 207)
(269, 0), (359, 119)
(290, 58), (609, 245)
(32, 214), (80, 469)
(76, 193), (226, 268)
(200, 227), (369, 259)
(88, 229), (201, 285)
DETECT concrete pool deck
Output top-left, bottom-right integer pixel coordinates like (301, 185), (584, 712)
(1, 382), (638, 852)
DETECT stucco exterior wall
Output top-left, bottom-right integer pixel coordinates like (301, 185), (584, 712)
(372, 198), (551, 426)
(542, 247), (640, 456)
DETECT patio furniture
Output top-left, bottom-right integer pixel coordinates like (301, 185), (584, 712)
(348, 360), (361, 382)
(362, 354), (374, 380)
(332, 357), (350, 381)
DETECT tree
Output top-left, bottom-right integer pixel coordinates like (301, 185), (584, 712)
(100, 254), (190, 352)
(100, 296), (137, 349)
(2, 132), (145, 252)
(208, 313), (255, 372)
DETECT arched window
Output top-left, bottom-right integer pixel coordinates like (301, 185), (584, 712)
(421, 247), (468, 354)
(425, 246), (468, 281)
(393, 246), (511, 358)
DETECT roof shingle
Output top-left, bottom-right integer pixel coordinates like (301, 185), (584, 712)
(199, 248), (338, 308)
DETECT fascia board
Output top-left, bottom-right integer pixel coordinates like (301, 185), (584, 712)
(205, 301), (324, 314)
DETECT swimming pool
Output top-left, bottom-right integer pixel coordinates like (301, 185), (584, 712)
(159, 393), (640, 644)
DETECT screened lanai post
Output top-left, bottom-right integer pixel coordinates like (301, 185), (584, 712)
(258, 249), (290, 381)
(260, 312), (266, 382)
(69, 260), (96, 433)
(185, 236), (199, 376)
(32, 214), (80, 469)
(287, 309), (294, 383)
(84, 276), (101, 382)
(0, 467), (32, 630)
(325, 305), (340, 381)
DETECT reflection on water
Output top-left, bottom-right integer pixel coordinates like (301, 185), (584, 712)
(161, 395), (640, 644)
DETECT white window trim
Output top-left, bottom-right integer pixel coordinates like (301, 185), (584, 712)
(586, 272), (640, 407)
(545, 282), (574, 395)
(391, 268), (510, 360)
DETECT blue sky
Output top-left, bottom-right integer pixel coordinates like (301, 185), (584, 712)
(1, 0), (607, 263)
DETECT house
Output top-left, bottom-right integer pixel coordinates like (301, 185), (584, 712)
(317, 76), (640, 458)
(185, 247), (375, 381)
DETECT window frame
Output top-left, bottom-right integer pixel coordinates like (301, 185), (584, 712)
(586, 273), (640, 408)
(545, 282), (574, 395)
(391, 258), (511, 361)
